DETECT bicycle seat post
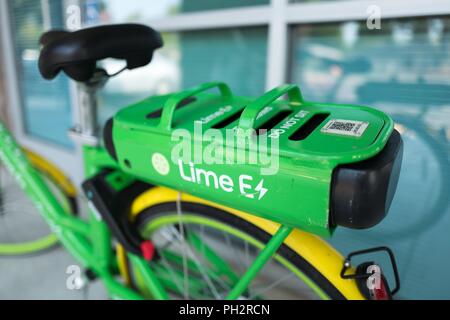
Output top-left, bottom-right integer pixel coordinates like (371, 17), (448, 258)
(69, 69), (108, 147)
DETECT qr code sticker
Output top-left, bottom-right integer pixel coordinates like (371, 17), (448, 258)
(321, 119), (369, 137)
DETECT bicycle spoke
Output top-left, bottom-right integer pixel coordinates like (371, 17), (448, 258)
(175, 193), (189, 299)
(169, 224), (222, 299)
(138, 208), (326, 300)
(223, 231), (247, 276)
(243, 239), (252, 297)
(248, 271), (295, 300)
(188, 232), (234, 293)
(156, 246), (186, 296)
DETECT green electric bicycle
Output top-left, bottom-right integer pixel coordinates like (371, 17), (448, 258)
(0, 24), (403, 300)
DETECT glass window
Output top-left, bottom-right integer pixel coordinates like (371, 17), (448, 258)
(77, 1), (269, 124)
(179, 28), (268, 96)
(96, 32), (181, 124)
(8, 0), (73, 148)
(81, 0), (180, 25)
(95, 26), (268, 125)
(8, 1), (269, 136)
(80, 0), (269, 26)
(291, 17), (450, 299)
(290, 0), (361, 3)
(180, 0), (269, 12)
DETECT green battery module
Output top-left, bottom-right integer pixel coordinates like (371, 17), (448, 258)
(105, 82), (403, 237)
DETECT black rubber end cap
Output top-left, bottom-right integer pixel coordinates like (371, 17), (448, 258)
(331, 130), (404, 229)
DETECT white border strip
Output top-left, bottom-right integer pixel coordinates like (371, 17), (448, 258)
(266, 0), (288, 89)
(148, 5), (271, 31)
(285, 0), (450, 24)
(147, 0), (450, 32)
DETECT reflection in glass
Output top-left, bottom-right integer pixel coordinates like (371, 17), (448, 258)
(81, 0), (180, 25)
(97, 27), (268, 125)
(291, 18), (450, 299)
(180, 0), (269, 12)
(80, 0), (270, 26)
(77, 1), (269, 126)
(8, 0), (73, 148)
(290, 0), (360, 3)
(97, 32), (181, 125)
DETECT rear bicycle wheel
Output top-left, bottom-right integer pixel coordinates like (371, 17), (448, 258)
(0, 150), (77, 256)
(127, 201), (346, 300)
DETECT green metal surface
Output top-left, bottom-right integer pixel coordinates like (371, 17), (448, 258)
(104, 171), (135, 192)
(238, 84), (303, 131)
(0, 122), (144, 300)
(0, 122), (91, 259)
(128, 254), (169, 300)
(225, 225), (293, 300)
(187, 233), (240, 284)
(0, 169), (73, 255)
(160, 82), (233, 132)
(0, 235), (58, 256)
(113, 82), (394, 237)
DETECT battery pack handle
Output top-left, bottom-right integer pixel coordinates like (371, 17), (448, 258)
(159, 81), (233, 131)
(238, 84), (303, 132)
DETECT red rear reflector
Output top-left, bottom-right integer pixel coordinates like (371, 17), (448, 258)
(373, 279), (390, 300)
(141, 240), (155, 262)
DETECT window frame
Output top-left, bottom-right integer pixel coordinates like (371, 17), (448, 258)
(143, 0), (450, 89)
(0, 0), (84, 183)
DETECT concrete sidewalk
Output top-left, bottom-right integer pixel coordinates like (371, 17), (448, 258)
(0, 247), (108, 300)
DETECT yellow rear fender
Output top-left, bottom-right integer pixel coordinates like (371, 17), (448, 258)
(24, 149), (77, 197)
(130, 187), (365, 300)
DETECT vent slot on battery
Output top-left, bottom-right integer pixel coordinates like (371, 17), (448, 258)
(289, 113), (330, 141)
(255, 110), (292, 136)
(146, 97), (197, 119)
(212, 109), (245, 129)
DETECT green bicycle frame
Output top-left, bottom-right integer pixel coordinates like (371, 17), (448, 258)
(0, 121), (293, 300)
(0, 122), (137, 299)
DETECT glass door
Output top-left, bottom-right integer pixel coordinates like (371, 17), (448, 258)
(1, 0), (82, 184)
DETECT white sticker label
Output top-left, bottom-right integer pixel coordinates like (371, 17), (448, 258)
(321, 119), (369, 137)
(152, 153), (170, 176)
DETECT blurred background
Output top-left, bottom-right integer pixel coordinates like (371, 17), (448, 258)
(0, 0), (449, 299)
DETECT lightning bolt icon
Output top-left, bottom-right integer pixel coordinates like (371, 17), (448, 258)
(255, 180), (268, 200)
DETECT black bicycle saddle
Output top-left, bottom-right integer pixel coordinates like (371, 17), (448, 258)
(38, 24), (163, 82)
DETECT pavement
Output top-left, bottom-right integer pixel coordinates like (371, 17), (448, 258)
(0, 246), (108, 300)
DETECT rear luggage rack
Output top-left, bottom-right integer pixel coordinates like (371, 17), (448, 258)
(146, 97), (197, 119)
(107, 82), (402, 237)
